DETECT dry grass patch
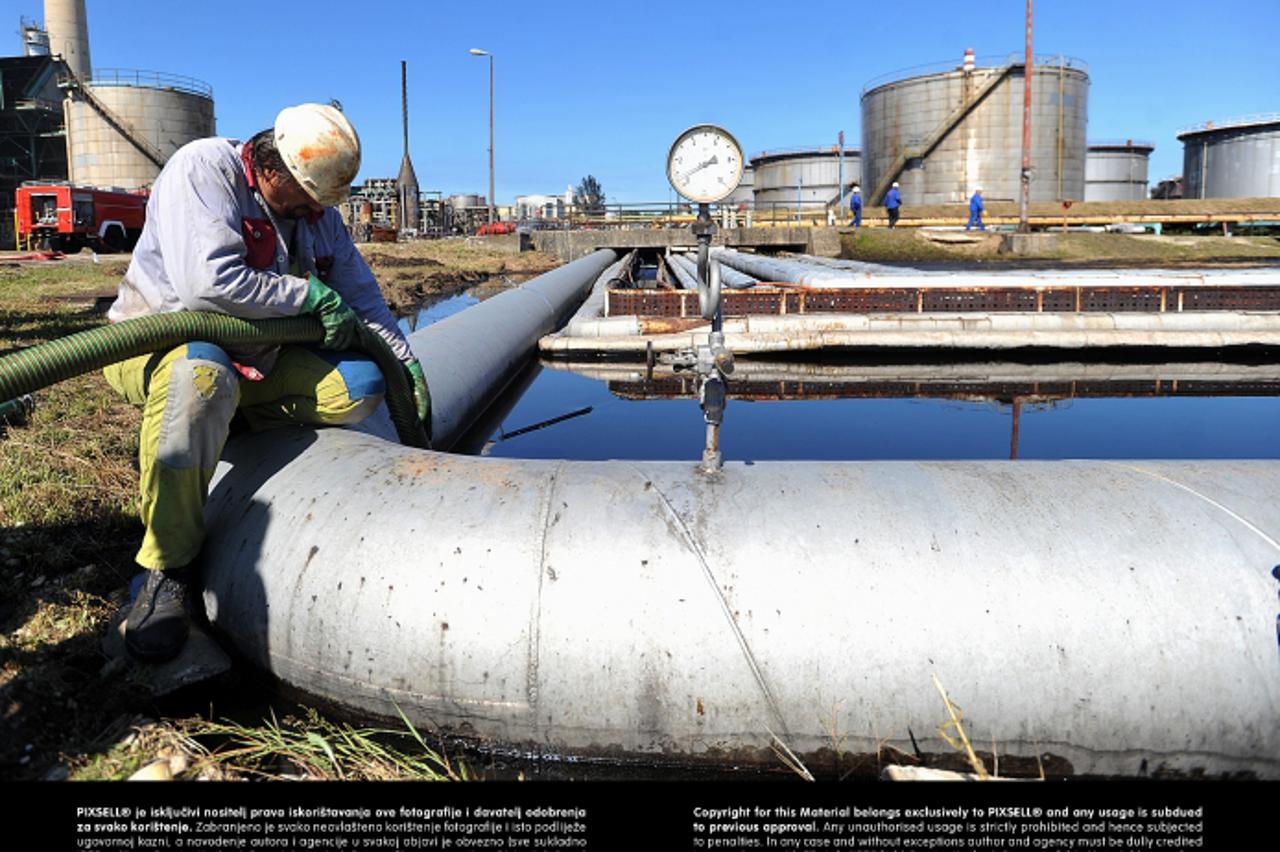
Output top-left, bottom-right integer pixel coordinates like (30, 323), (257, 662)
(358, 238), (558, 312)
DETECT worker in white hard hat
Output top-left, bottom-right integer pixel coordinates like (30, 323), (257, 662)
(103, 103), (430, 663)
(885, 181), (902, 228)
(967, 187), (986, 231)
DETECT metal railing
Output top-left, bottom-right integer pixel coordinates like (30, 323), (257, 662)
(861, 53), (1087, 95)
(88, 68), (213, 99)
(1176, 113), (1280, 137)
(1088, 139), (1156, 150)
(749, 145), (861, 162)
(555, 199), (851, 230)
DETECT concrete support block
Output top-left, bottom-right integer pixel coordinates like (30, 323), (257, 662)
(1000, 233), (1059, 255)
(807, 227), (842, 257)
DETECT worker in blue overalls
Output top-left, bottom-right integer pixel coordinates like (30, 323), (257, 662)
(885, 182), (902, 228)
(967, 187), (986, 231)
(849, 186), (863, 228)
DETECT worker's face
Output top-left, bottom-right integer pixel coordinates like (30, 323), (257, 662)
(259, 169), (324, 220)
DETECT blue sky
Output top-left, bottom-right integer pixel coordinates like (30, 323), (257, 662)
(14, 0), (1279, 202)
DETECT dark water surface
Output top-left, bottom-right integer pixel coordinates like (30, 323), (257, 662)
(404, 292), (1280, 462)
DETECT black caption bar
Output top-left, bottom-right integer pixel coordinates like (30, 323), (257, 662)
(13, 778), (1270, 850)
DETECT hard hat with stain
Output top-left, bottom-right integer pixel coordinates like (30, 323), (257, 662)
(274, 103), (361, 207)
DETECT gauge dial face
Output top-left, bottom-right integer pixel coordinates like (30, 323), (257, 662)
(666, 125), (744, 203)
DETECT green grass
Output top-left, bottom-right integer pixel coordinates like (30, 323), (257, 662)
(841, 228), (968, 262)
(0, 258), (129, 301)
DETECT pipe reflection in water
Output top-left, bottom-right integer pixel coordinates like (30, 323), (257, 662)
(472, 357), (1280, 461)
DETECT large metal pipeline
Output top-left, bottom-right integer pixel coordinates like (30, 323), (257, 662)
(409, 249), (616, 450)
(200, 249), (1280, 778)
(542, 310), (1280, 354)
(714, 248), (1280, 290)
(665, 252), (700, 291)
(562, 251), (635, 338)
(669, 251), (757, 289)
(203, 432), (1280, 778)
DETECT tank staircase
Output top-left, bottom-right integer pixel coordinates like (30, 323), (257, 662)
(826, 180), (862, 209)
(869, 62), (1015, 205)
(56, 65), (167, 170)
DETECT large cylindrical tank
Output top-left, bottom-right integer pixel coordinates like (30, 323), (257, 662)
(1178, 116), (1280, 199)
(44, 0), (91, 80)
(725, 165), (754, 206)
(448, 193), (486, 209)
(1084, 141), (1153, 201)
(750, 148), (862, 207)
(861, 54), (1089, 204)
(66, 70), (215, 189)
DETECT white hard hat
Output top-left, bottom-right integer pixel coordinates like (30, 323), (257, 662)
(274, 103), (361, 207)
(892, 181), (899, 188)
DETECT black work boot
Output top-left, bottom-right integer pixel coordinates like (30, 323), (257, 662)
(125, 569), (191, 663)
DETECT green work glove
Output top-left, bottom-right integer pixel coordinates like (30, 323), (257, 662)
(300, 275), (358, 350)
(405, 358), (431, 425)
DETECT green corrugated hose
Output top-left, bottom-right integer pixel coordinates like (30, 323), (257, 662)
(0, 312), (431, 449)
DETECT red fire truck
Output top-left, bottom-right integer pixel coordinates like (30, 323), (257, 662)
(14, 182), (148, 253)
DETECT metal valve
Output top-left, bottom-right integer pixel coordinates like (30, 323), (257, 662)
(691, 203), (731, 474)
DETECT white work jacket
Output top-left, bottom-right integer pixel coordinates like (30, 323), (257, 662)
(108, 137), (412, 371)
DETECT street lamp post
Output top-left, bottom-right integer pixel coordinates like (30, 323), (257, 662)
(469, 48), (495, 225)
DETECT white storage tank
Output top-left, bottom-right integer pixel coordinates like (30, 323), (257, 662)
(1084, 141), (1153, 202)
(66, 70), (216, 189)
(750, 147), (862, 208)
(724, 165), (754, 206)
(449, 193), (487, 209)
(1178, 115), (1280, 199)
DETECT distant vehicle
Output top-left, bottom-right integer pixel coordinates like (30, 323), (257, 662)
(475, 221), (516, 236)
(14, 182), (149, 253)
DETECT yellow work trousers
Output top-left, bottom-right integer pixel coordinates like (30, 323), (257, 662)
(104, 342), (384, 570)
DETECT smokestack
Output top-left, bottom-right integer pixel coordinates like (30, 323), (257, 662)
(396, 59), (421, 233)
(44, 0), (92, 80)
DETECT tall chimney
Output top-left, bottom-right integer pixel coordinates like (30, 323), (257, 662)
(44, 0), (92, 80)
(396, 60), (421, 233)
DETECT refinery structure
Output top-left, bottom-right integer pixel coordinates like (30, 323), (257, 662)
(1, 3), (1278, 246)
(4, 3), (1280, 799)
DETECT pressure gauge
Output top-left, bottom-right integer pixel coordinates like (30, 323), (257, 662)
(666, 124), (744, 204)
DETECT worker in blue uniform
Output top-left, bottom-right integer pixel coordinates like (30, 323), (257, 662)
(967, 188), (986, 231)
(885, 182), (902, 228)
(849, 186), (863, 228)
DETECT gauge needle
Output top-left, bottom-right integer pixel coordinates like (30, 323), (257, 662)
(679, 155), (719, 182)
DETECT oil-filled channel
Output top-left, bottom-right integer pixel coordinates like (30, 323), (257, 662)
(404, 256), (1280, 464)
